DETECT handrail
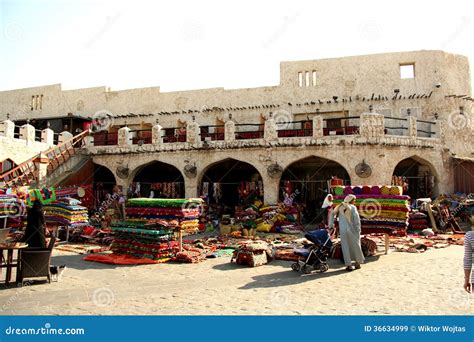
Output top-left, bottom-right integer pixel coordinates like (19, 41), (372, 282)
(0, 130), (90, 187)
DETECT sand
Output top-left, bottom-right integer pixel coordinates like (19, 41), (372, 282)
(0, 245), (472, 315)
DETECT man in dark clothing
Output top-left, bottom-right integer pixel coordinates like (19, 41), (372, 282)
(23, 200), (46, 248)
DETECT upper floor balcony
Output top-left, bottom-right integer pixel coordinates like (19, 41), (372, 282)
(87, 113), (441, 154)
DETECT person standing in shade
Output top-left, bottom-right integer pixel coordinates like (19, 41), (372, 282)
(463, 231), (474, 293)
(321, 194), (334, 226)
(23, 200), (46, 248)
(329, 194), (365, 271)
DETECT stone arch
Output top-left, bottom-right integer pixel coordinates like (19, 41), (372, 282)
(131, 160), (185, 198)
(391, 155), (439, 198)
(199, 157), (264, 209)
(279, 155), (351, 223)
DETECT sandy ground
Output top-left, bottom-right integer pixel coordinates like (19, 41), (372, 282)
(0, 244), (472, 315)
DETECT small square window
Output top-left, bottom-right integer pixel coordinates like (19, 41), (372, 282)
(400, 64), (415, 79)
(298, 72), (303, 87)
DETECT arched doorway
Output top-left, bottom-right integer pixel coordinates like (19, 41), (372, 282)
(200, 158), (263, 214)
(93, 163), (117, 208)
(392, 157), (436, 199)
(132, 161), (185, 198)
(280, 156), (350, 223)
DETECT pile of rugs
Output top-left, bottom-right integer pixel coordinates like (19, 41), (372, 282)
(126, 198), (203, 234)
(256, 204), (303, 234)
(408, 211), (430, 231)
(110, 220), (178, 262)
(332, 185), (410, 235)
(43, 198), (89, 228)
(0, 193), (24, 217)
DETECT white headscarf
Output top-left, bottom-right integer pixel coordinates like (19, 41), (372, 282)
(334, 194), (356, 224)
(322, 194), (334, 208)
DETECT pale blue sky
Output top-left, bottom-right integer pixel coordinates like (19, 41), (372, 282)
(0, 0), (473, 92)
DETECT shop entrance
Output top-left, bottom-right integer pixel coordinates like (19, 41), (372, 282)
(132, 161), (185, 198)
(200, 158), (263, 215)
(280, 156), (350, 224)
(93, 164), (116, 207)
(392, 157), (436, 199)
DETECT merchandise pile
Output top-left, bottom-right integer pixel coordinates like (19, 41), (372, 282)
(408, 212), (430, 231)
(332, 185), (410, 234)
(126, 198), (203, 234)
(44, 197), (89, 228)
(257, 204), (303, 234)
(110, 220), (178, 262)
(0, 193), (24, 217)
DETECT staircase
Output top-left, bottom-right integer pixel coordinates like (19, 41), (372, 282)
(0, 130), (90, 188)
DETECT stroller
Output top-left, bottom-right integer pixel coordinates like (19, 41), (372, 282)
(291, 229), (333, 274)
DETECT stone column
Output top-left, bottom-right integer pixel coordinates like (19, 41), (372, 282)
(152, 124), (163, 145)
(408, 116), (417, 139)
(34, 152), (50, 187)
(20, 123), (35, 143)
(224, 121), (236, 142)
(186, 122), (200, 144)
(264, 118), (278, 141)
(118, 127), (132, 147)
(262, 174), (280, 204)
(41, 127), (55, 146)
(58, 131), (73, 144)
(312, 116), (323, 138)
(359, 113), (385, 142)
(1, 119), (15, 138)
(184, 176), (199, 199)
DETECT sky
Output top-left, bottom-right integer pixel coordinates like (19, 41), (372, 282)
(0, 0), (473, 92)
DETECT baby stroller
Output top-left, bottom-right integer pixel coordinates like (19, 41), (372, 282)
(291, 229), (333, 274)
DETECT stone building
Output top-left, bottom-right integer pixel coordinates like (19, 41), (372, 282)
(1, 50), (473, 220)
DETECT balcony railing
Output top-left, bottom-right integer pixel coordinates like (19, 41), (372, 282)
(322, 116), (360, 136)
(277, 120), (312, 138)
(131, 129), (152, 145)
(416, 119), (437, 138)
(235, 123), (264, 140)
(200, 125), (225, 141)
(163, 127), (186, 143)
(93, 132), (118, 146)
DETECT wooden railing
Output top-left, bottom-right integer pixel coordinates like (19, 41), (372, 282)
(200, 125), (225, 141)
(235, 123), (264, 140)
(277, 120), (313, 138)
(0, 130), (89, 187)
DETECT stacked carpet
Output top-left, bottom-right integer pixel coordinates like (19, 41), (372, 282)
(408, 211), (429, 231)
(126, 198), (203, 234)
(110, 220), (178, 262)
(44, 199), (89, 227)
(0, 194), (24, 217)
(332, 185), (403, 196)
(332, 191), (410, 234)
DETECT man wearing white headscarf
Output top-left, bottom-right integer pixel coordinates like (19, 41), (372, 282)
(329, 194), (365, 271)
